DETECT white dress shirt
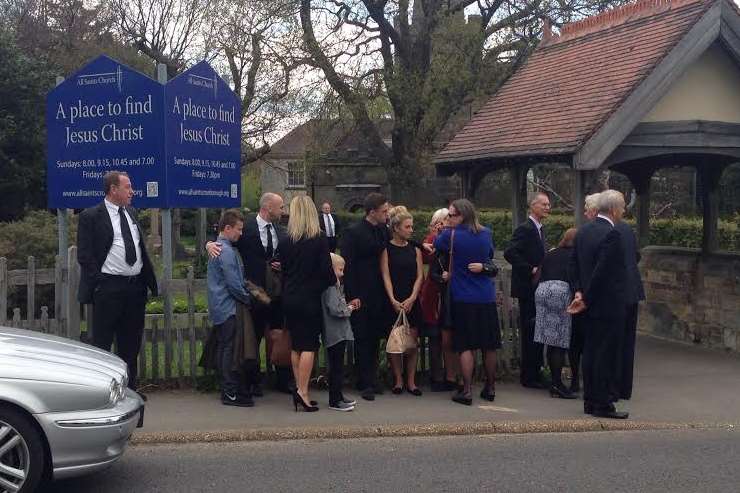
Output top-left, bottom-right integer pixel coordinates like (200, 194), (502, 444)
(596, 214), (615, 227)
(323, 213), (335, 237)
(101, 198), (143, 276)
(256, 214), (278, 251)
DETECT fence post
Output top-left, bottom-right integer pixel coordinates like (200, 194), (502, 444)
(187, 267), (198, 388)
(54, 255), (65, 336)
(0, 257), (7, 326)
(152, 317), (160, 383)
(67, 246), (81, 340)
(26, 256), (36, 331)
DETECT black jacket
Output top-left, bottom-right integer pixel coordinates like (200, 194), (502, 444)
(318, 212), (340, 237)
(234, 214), (286, 288)
(504, 218), (546, 298)
(614, 221), (645, 305)
(76, 202), (158, 304)
(569, 217), (627, 319)
(340, 219), (389, 313)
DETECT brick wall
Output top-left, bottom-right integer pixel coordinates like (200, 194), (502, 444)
(639, 246), (740, 350)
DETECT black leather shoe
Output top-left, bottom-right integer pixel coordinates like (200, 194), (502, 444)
(593, 409), (629, 419)
(361, 388), (375, 401)
(480, 387), (496, 402)
(549, 385), (577, 399)
(407, 387), (423, 397)
(452, 391), (472, 406)
(584, 402), (594, 415)
(251, 384), (264, 398)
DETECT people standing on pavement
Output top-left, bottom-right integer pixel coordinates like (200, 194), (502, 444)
(319, 201), (340, 253)
(568, 190), (629, 419)
(206, 209), (254, 407)
(280, 196), (336, 412)
(568, 193), (601, 394)
(420, 209), (460, 392)
(533, 228), (578, 400)
(381, 209), (424, 396)
(434, 199), (501, 406)
(340, 193), (391, 401)
(206, 193), (294, 396)
(321, 253), (360, 411)
(77, 171), (158, 397)
(504, 192), (551, 390)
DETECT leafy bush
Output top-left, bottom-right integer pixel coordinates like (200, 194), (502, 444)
(145, 293), (208, 314)
(0, 210), (78, 269)
(334, 210), (740, 252)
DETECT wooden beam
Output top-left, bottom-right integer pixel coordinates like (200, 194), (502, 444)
(699, 164), (724, 254)
(720, 0), (740, 60)
(575, 3), (722, 170)
(510, 166), (528, 231)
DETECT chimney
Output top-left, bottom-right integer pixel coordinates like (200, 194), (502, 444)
(543, 17), (553, 43)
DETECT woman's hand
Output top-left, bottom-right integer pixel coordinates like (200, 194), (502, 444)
(391, 299), (403, 313)
(349, 298), (361, 310)
(400, 296), (415, 312)
(442, 271), (449, 282)
(205, 241), (222, 259)
(468, 263), (483, 274)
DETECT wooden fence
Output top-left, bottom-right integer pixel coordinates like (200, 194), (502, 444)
(1, 249), (522, 387)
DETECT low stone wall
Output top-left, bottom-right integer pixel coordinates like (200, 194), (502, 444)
(639, 246), (740, 350)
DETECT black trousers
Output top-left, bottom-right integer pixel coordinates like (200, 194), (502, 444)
(327, 236), (338, 253)
(617, 303), (639, 400)
(354, 334), (381, 391)
(583, 315), (623, 409)
(92, 275), (146, 390)
(327, 341), (347, 404)
(518, 296), (543, 385)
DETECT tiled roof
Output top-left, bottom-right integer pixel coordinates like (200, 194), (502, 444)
(435, 0), (716, 164)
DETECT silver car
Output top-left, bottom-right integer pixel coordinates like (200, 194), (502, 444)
(0, 326), (144, 492)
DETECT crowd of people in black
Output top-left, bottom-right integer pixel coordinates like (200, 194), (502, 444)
(205, 188), (643, 419)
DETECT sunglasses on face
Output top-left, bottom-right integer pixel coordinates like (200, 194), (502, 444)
(448, 212), (461, 217)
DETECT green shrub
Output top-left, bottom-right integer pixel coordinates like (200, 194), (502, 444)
(0, 210), (78, 269)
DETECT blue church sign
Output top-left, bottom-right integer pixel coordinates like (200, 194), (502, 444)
(47, 56), (241, 209)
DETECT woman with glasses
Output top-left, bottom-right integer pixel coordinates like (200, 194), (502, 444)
(433, 199), (500, 405)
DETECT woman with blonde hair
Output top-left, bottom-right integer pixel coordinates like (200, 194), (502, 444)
(381, 209), (424, 395)
(280, 195), (336, 411)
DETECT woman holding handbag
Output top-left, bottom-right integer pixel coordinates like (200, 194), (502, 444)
(381, 209), (424, 396)
(280, 196), (336, 412)
(434, 199), (500, 406)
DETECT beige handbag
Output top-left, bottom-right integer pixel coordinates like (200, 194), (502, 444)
(386, 311), (416, 354)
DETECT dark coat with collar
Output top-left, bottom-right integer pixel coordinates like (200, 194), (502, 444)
(504, 218), (546, 299)
(76, 202), (158, 304)
(569, 217), (627, 319)
(318, 212), (340, 236)
(614, 221), (645, 304)
(234, 214), (287, 288)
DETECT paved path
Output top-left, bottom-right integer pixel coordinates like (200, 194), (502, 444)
(136, 335), (740, 440)
(45, 428), (740, 492)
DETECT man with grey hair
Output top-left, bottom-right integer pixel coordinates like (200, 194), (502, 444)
(568, 189), (629, 419)
(505, 192), (551, 389)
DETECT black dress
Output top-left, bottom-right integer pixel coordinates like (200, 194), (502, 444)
(280, 234), (336, 352)
(385, 242), (424, 330)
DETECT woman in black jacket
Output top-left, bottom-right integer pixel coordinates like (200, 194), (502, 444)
(280, 196), (336, 412)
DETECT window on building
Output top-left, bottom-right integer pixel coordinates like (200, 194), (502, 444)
(287, 161), (306, 188)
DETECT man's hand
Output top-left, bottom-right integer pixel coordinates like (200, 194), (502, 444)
(349, 298), (361, 310)
(422, 243), (434, 254)
(531, 266), (539, 275)
(270, 261), (281, 272)
(206, 241), (222, 259)
(468, 263), (483, 274)
(442, 271), (450, 282)
(567, 292), (586, 314)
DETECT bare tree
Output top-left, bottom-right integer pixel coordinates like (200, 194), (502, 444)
(299, 0), (623, 198)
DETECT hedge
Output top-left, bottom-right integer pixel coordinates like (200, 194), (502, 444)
(334, 210), (740, 252)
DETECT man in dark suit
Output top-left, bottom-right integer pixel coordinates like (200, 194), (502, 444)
(207, 192), (293, 394)
(568, 189), (629, 419)
(77, 171), (158, 393)
(614, 219), (645, 401)
(504, 192), (550, 388)
(340, 192), (390, 401)
(318, 201), (340, 253)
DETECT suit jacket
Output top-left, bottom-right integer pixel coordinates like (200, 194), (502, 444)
(234, 214), (287, 288)
(76, 202), (158, 304)
(318, 212), (340, 237)
(339, 218), (388, 313)
(614, 221), (645, 304)
(569, 217), (627, 319)
(504, 218), (546, 298)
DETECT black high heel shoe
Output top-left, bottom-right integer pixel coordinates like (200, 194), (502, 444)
(549, 385), (577, 399)
(293, 391), (319, 412)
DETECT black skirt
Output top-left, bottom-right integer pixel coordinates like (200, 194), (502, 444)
(283, 296), (323, 352)
(451, 302), (501, 353)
